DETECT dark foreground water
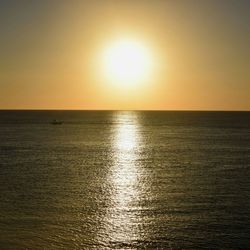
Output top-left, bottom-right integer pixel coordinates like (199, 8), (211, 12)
(0, 111), (250, 249)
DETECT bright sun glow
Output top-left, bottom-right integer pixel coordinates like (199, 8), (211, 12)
(102, 39), (153, 87)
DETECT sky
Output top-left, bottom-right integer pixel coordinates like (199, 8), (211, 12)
(0, 0), (249, 110)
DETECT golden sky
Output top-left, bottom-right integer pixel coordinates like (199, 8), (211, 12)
(0, 0), (249, 110)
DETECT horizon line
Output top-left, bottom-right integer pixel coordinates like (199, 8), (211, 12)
(0, 109), (249, 112)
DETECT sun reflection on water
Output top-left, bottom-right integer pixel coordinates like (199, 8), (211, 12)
(112, 117), (140, 207)
(103, 112), (143, 245)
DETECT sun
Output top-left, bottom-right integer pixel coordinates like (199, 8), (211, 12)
(101, 38), (153, 87)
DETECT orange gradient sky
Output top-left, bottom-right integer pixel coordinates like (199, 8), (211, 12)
(0, 0), (249, 110)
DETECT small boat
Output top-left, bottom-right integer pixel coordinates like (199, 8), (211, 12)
(50, 119), (63, 125)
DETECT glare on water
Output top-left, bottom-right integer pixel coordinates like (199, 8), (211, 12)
(99, 112), (144, 244)
(112, 115), (140, 206)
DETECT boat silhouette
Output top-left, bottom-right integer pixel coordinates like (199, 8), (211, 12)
(50, 119), (63, 125)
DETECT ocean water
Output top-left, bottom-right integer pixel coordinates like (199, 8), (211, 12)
(0, 111), (250, 249)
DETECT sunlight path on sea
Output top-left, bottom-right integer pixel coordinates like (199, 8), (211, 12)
(98, 112), (144, 247)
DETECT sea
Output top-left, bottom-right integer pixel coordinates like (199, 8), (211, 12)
(0, 111), (250, 249)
